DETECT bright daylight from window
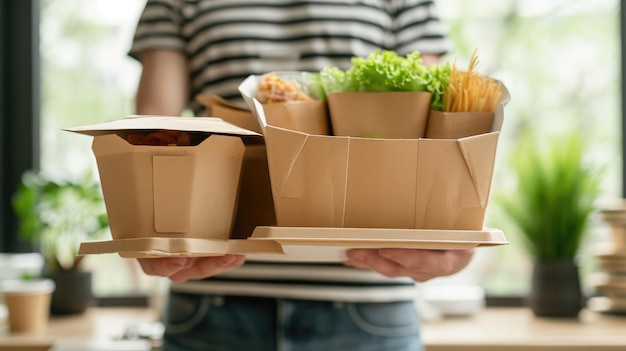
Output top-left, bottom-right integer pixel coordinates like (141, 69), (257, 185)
(38, 0), (620, 303)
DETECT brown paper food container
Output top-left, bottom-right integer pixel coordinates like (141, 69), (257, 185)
(65, 116), (258, 241)
(261, 101), (330, 135)
(240, 75), (510, 230)
(197, 95), (278, 239)
(196, 94), (263, 134)
(260, 126), (499, 230)
(327, 91), (431, 138)
(1, 279), (55, 334)
(425, 110), (495, 139)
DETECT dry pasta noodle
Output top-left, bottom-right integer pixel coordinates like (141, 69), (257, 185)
(443, 50), (502, 113)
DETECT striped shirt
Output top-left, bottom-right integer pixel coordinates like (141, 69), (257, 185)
(129, 0), (452, 302)
(129, 0), (452, 114)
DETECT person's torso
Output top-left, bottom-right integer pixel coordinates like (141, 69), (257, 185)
(156, 0), (448, 113)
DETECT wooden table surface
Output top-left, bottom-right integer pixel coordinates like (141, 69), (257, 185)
(421, 307), (626, 351)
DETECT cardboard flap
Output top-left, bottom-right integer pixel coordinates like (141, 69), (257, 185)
(415, 138), (482, 229)
(252, 98), (269, 132)
(239, 76), (262, 122)
(264, 126), (350, 227)
(65, 116), (260, 137)
(491, 84), (511, 132)
(196, 94), (262, 134)
(92, 134), (130, 155)
(457, 132), (500, 206)
(264, 127), (310, 192)
(153, 155), (193, 233)
(196, 94), (249, 112)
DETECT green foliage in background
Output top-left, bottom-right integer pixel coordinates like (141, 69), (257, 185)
(12, 171), (109, 273)
(496, 132), (603, 262)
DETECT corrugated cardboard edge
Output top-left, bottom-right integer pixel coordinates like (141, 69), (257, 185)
(78, 238), (284, 258)
(249, 226), (509, 249)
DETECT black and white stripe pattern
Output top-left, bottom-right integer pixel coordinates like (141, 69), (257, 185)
(171, 261), (420, 302)
(129, 0), (452, 114)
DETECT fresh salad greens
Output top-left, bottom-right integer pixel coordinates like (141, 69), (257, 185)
(427, 62), (451, 111)
(319, 50), (450, 110)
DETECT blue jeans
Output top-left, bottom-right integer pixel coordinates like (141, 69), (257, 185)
(161, 293), (422, 351)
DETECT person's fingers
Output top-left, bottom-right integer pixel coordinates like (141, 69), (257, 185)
(345, 248), (417, 278)
(169, 254), (246, 282)
(137, 257), (191, 278)
(379, 248), (475, 278)
(344, 249), (374, 269)
(344, 248), (475, 282)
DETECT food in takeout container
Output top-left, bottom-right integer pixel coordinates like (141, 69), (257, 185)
(256, 71), (314, 103)
(319, 50), (435, 139)
(253, 71), (330, 135)
(65, 115), (259, 242)
(238, 60), (509, 230)
(426, 50), (509, 139)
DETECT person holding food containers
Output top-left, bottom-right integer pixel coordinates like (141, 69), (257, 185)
(129, 1), (474, 350)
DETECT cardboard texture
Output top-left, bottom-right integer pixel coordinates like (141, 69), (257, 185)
(261, 100), (330, 135)
(249, 226), (509, 250)
(425, 110), (495, 139)
(327, 91), (432, 138)
(196, 95), (277, 239)
(66, 116), (258, 243)
(240, 75), (511, 231)
(78, 238), (284, 258)
(196, 95), (263, 133)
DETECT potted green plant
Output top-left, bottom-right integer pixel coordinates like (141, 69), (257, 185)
(496, 131), (602, 317)
(12, 170), (109, 315)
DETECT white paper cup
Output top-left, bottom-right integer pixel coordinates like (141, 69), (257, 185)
(1, 279), (55, 333)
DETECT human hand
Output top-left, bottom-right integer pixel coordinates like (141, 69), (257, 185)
(344, 248), (474, 282)
(137, 254), (246, 282)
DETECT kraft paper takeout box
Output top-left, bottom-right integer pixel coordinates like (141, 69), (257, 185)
(196, 95), (277, 239)
(65, 115), (259, 243)
(425, 110), (496, 139)
(240, 75), (510, 230)
(327, 91), (431, 138)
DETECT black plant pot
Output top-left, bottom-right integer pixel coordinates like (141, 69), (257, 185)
(50, 269), (93, 315)
(528, 260), (583, 318)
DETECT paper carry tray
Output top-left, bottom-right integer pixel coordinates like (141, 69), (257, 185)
(248, 226), (509, 250)
(78, 238), (284, 258)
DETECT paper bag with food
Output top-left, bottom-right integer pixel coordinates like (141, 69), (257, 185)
(319, 50), (435, 139)
(254, 72), (330, 135)
(425, 50), (510, 139)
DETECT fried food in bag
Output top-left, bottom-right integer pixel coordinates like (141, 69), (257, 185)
(125, 129), (198, 146)
(256, 72), (313, 103)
